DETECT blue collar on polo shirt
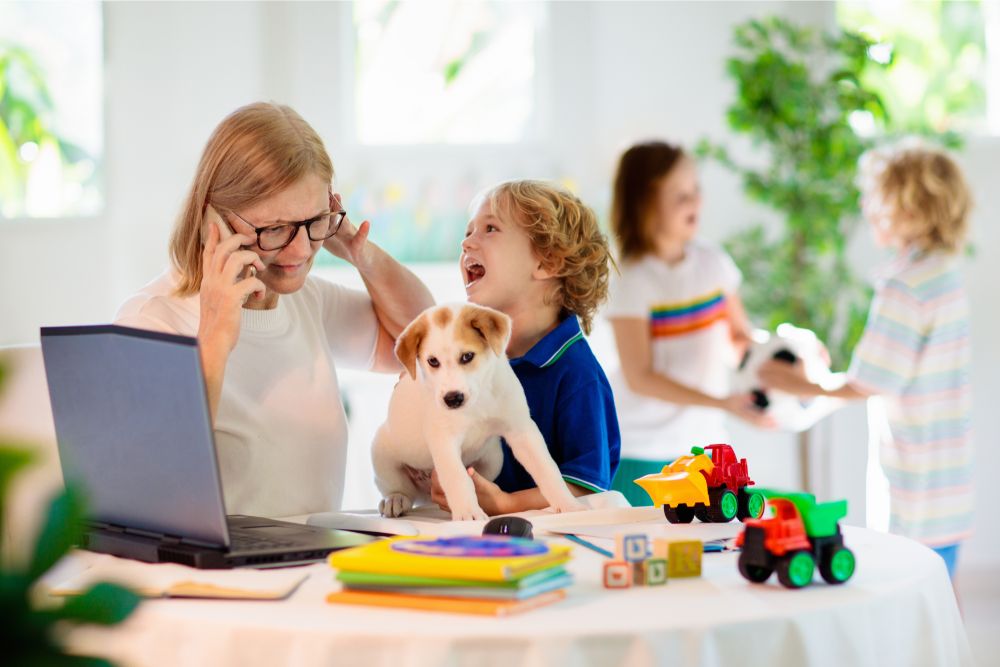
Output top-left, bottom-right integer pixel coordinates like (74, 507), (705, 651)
(509, 315), (584, 368)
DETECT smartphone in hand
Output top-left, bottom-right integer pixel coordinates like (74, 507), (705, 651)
(204, 205), (256, 280)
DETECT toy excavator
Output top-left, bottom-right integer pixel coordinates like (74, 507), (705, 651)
(633, 444), (765, 524)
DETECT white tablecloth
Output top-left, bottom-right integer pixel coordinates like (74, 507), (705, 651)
(60, 525), (972, 667)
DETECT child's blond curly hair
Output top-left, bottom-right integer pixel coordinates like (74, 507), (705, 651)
(859, 142), (972, 254)
(479, 180), (615, 335)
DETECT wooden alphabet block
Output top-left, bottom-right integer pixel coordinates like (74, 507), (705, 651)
(644, 557), (668, 585)
(615, 533), (650, 563)
(603, 561), (632, 589)
(667, 540), (702, 578)
(652, 538), (671, 560)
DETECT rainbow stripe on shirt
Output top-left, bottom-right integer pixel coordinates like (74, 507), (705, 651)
(649, 290), (728, 338)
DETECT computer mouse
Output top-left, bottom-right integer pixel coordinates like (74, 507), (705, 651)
(482, 516), (534, 540)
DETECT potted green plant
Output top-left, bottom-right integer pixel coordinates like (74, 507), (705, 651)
(696, 16), (891, 370)
(0, 360), (142, 666)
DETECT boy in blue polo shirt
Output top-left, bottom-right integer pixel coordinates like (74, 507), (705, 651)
(432, 179), (621, 515)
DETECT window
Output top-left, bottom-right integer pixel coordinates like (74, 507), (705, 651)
(352, 0), (544, 144)
(0, 1), (103, 219)
(838, 0), (1000, 135)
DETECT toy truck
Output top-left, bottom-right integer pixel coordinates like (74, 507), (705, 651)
(633, 444), (765, 524)
(735, 492), (855, 588)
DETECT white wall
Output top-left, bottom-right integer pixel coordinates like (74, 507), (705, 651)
(2, 1), (998, 568)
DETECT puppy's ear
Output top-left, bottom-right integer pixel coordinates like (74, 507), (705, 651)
(395, 314), (429, 379)
(466, 305), (511, 357)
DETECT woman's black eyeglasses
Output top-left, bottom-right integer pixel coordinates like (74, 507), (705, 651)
(229, 209), (347, 252)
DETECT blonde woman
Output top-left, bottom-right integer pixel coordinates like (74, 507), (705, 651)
(116, 102), (433, 517)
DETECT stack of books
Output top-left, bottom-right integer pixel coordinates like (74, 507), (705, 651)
(326, 535), (573, 616)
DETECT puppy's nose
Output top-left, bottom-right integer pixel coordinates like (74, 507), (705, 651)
(443, 391), (465, 409)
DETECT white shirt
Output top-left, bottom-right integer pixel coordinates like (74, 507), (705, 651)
(115, 270), (378, 517)
(604, 241), (741, 460)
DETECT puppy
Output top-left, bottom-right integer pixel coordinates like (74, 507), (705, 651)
(371, 303), (585, 521)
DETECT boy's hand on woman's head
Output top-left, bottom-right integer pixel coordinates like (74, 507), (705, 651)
(721, 393), (776, 429)
(430, 468), (511, 517)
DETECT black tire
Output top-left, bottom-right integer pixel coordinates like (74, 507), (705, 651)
(663, 504), (695, 523)
(776, 551), (816, 589)
(819, 546), (856, 584)
(737, 488), (766, 520)
(705, 488), (739, 523)
(693, 505), (710, 522)
(738, 553), (773, 583)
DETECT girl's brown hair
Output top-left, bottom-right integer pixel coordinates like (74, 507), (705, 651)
(170, 102), (334, 295)
(611, 141), (685, 261)
(480, 180), (614, 335)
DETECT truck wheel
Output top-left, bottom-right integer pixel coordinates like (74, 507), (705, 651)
(694, 505), (709, 522)
(664, 505), (695, 523)
(706, 489), (738, 522)
(738, 553), (773, 583)
(776, 551), (815, 588)
(819, 546), (856, 584)
(738, 490), (765, 520)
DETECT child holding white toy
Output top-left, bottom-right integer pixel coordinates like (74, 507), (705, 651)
(604, 141), (768, 507)
(430, 180), (622, 515)
(759, 144), (974, 579)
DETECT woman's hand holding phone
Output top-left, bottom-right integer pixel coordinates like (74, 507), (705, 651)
(198, 207), (266, 358)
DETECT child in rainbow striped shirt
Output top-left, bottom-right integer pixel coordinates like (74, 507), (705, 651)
(604, 141), (770, 507)
(761, 143), (973, 578)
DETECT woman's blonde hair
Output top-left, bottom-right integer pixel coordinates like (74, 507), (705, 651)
(170, 102), (334, 295)
(479, 180), (615, 335)
(859, 142), (971, 254)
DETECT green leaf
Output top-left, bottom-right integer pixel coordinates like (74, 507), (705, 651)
(57, 582), (142, 626)
(28, 485), (86, 580)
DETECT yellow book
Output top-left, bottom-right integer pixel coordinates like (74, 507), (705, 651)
(328, 536), (571, 582)
(326, 588), (566, 616)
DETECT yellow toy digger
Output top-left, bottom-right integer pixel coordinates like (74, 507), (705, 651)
(634, 444), (765, 523)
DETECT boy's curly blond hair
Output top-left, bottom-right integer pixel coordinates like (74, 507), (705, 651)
(859, 142), (972, 254)
(480, 180), (615, 335)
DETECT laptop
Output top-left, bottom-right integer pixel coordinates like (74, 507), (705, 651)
(39, 324), (376, 568)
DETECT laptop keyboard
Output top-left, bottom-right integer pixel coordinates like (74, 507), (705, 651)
(229, 530), (297, 551)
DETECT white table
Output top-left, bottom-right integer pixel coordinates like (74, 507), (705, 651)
(62, 525), (972, 667)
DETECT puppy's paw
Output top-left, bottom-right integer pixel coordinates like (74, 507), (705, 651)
(551, 497), (587, 513)
(378, 493), (413, 518)
(449, 503), (489, 522)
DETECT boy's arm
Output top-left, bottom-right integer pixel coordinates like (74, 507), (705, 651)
(757, 360), (870, 400)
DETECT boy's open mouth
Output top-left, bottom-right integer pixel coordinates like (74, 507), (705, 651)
(464, 260), (486, 288)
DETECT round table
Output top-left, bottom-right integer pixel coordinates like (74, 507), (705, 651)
(63, 525), (972, 667)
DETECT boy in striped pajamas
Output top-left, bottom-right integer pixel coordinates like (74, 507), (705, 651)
(760, 144), (973, 578)
(429, 180), (621, 515)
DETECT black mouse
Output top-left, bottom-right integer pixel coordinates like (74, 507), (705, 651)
(482, 516), (534, 539)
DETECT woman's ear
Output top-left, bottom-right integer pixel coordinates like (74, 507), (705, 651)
(463, 305), (511, 357)
(394, 314), (428, 379)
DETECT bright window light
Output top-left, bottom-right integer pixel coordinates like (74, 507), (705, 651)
(0, 1), (103, 219)
(353, 0), (543, 144)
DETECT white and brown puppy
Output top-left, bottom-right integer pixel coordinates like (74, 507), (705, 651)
(371, 303), (585, 521)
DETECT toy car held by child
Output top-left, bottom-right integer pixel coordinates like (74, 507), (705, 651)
(735, 492), (855, 589)
(633, 444), (765, 524)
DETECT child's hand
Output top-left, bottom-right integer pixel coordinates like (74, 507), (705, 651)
(430, 468), (511, 516)
(721, 393), (776, 429)
(757, 358), (813, 394)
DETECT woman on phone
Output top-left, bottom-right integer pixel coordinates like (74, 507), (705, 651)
(115, 102), (433, 517)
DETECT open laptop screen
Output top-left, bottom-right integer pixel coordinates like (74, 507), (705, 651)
(40, 325), (230, 547)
